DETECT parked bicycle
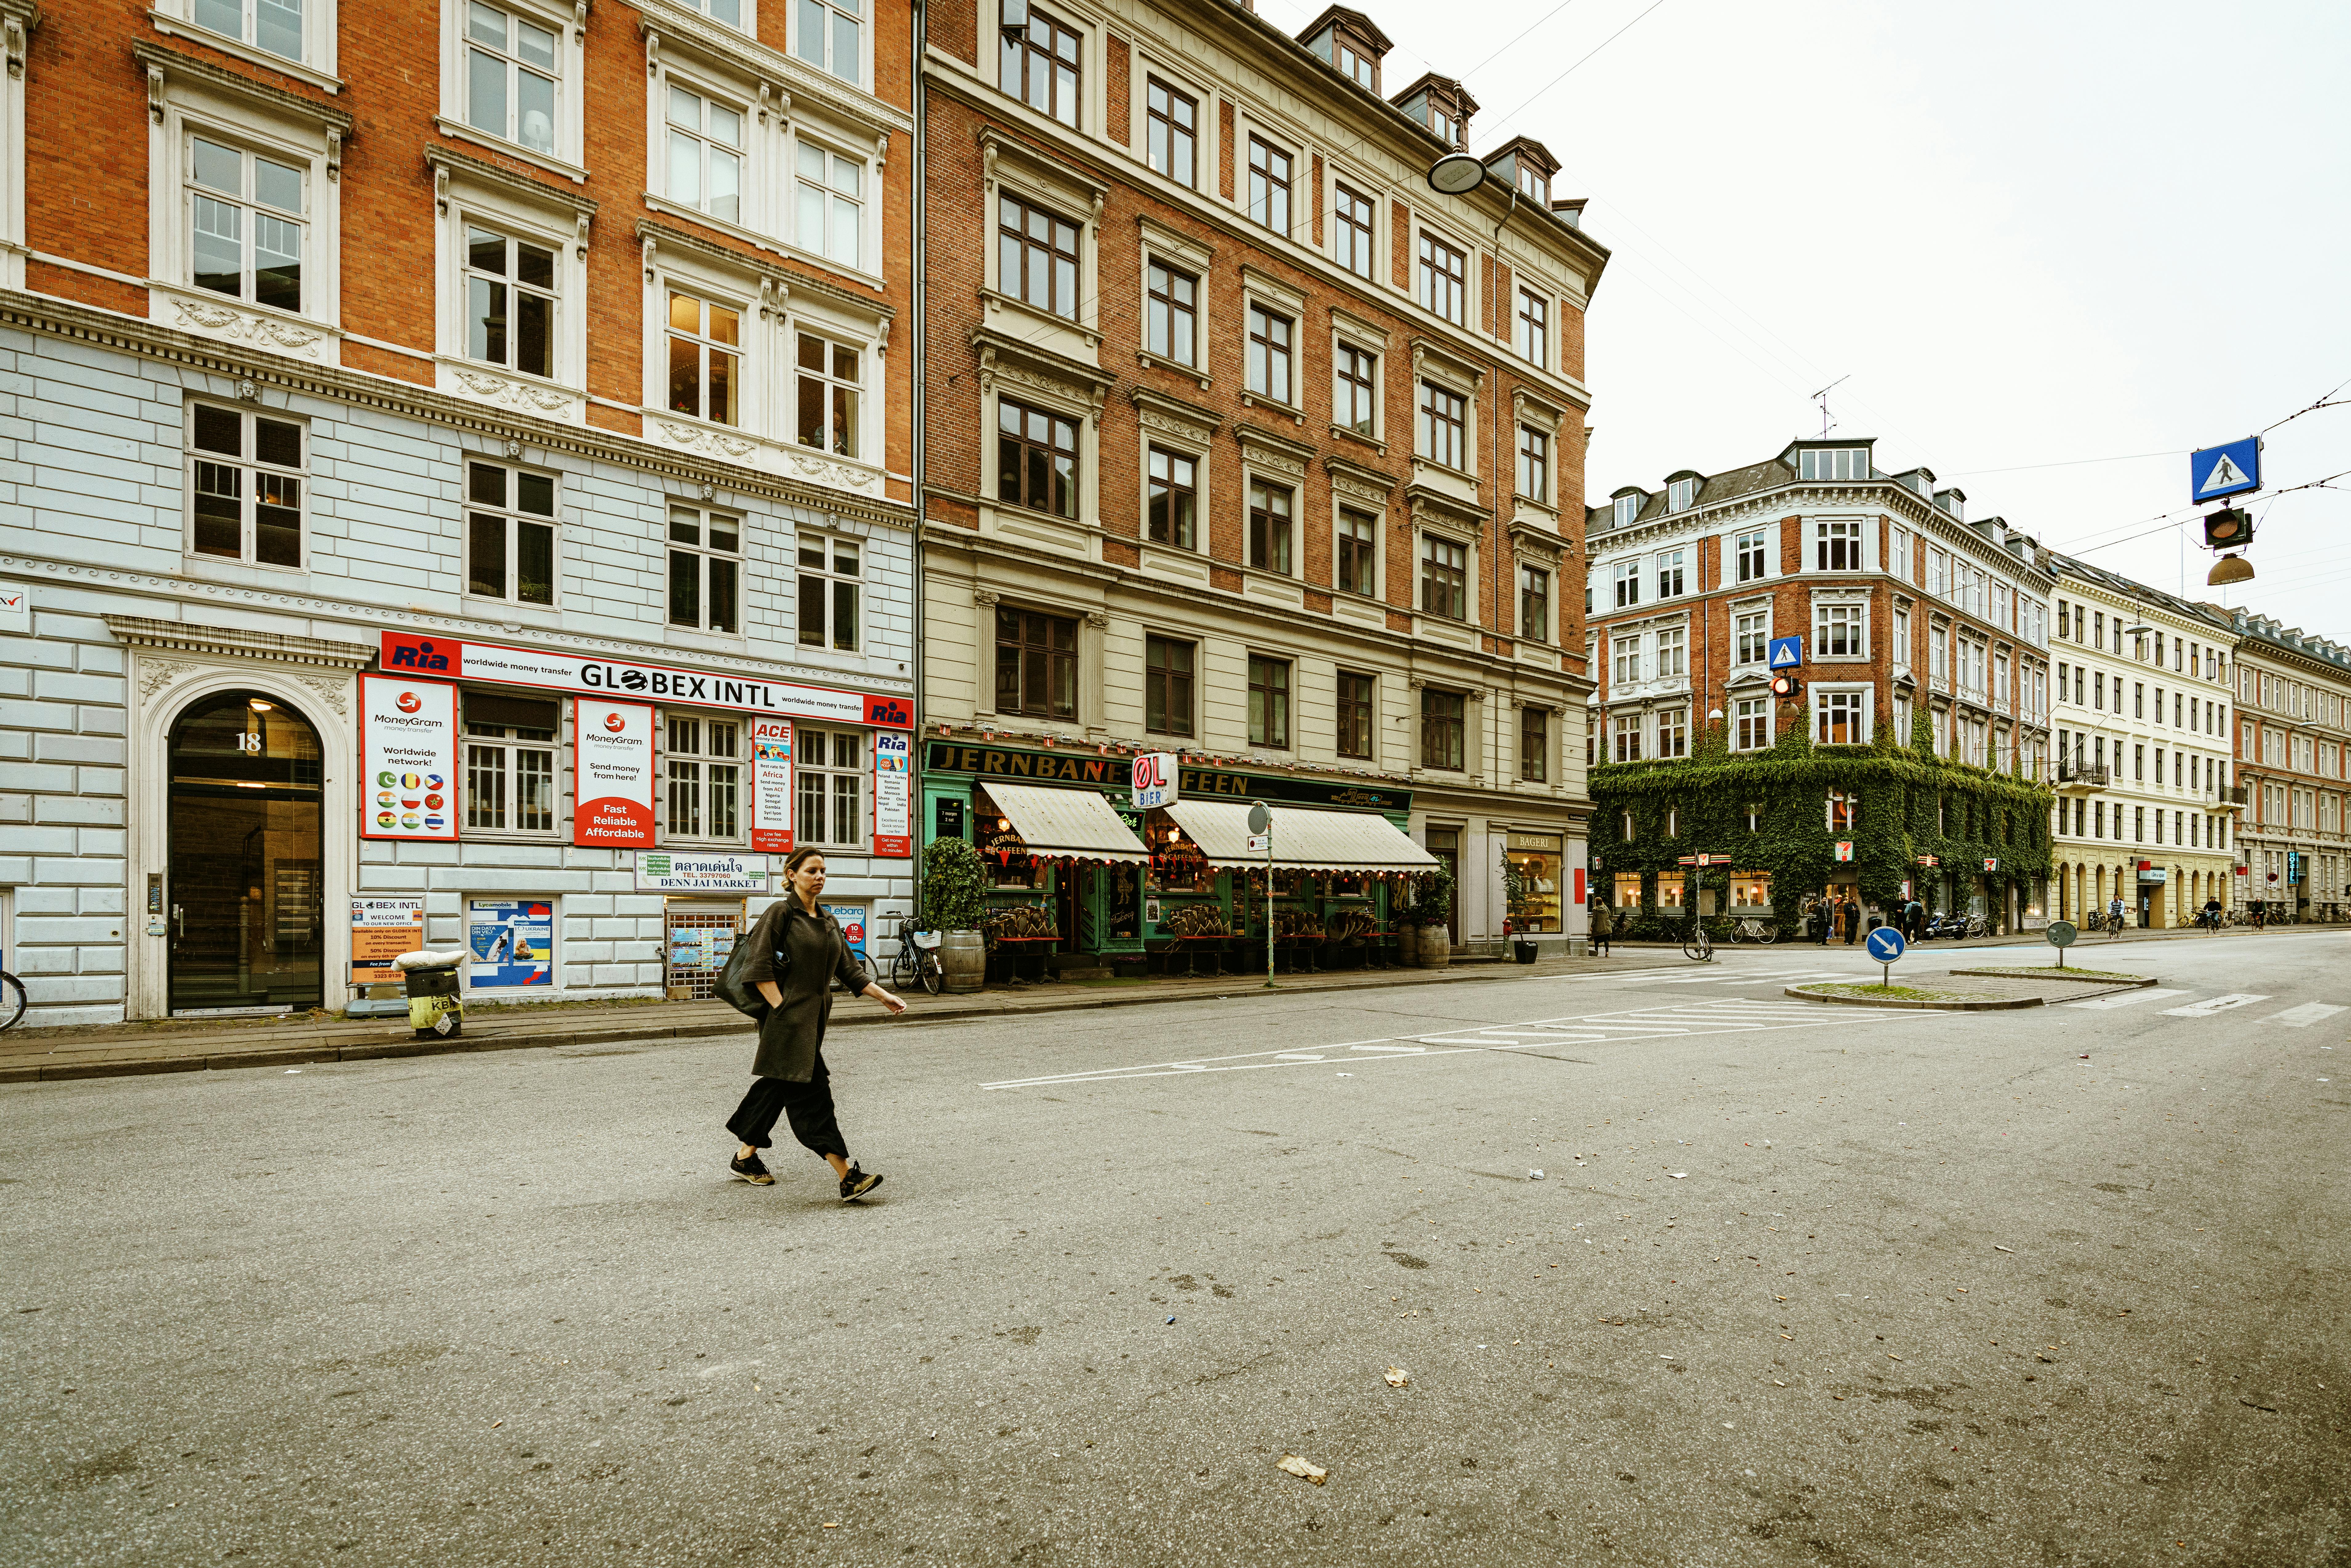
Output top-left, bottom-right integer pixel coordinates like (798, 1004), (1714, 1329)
(1729, 918), (1779, 945)
(1682, 923), (1714, 963)
(882, 912), (945, 997)
(0, 969), (24, 1031)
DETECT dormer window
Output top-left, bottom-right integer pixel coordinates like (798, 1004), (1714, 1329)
(1516, 164), (1548, 203)
(1666, 477), (1698, 512)
(1938, 491), (1965, 522)
(1303, 10), (1390, 93)
(1611, 493), (1640, 529)
(1798, 447), (1869, 481)
(1337, 39), (1375, 89)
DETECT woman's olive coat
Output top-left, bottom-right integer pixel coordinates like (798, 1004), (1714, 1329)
(739, 899), (870, 1082)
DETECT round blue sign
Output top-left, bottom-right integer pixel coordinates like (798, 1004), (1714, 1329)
(1864, 927), (1907, 963)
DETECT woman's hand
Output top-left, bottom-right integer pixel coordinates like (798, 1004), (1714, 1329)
(864, 983), (909, 1015)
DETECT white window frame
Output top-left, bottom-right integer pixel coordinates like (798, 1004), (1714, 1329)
(1666, 477), (1697, 512)
(461, 693), (563, 838)
(1655, 625), (1688, 681)
(1733, 607), (1769, 667)
(796, 726), (868, 849)
(154, 0), (341, 88)
(462, 456), (561, 609)
(430, 155), (592, 411)
(184, 398), (310, 573)
(1813, 685), (1873, 746)
(666, 502), (745, 638)
(1612, 494), (1640, 529)
(795, 532), (864, 652)
(1813, 516), (1864, 572)
(0, 0), (26, 291)
(791, 324), (868, 462)
(661, 710), (747, 844)
(437, 0), (586, 180)
(1813, 597), (1869, 661)
(791, 132), (871, 274)
(1612, 559), (1640, 610)
(791, 0), (868, 88)
(1733, 696), (1772, 752)
(1731, 527), (1769, 586)
(1610, 635), (1640, 688)
(1654, 548), (1686, 600)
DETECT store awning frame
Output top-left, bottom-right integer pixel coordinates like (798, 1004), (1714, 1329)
(975, 780), (1151, 864)
(1160, 798), (1438, 872)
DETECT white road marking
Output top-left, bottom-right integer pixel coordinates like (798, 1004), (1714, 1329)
(1273, 1053), (1325, 1062)
(2064, 988), (2190, 1011)
(2160, 993), (2271, 1018)
(2261, 1002), (2346, 1028)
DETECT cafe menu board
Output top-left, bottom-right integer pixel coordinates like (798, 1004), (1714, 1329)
(573, 698), (655, 847)
(349, 896), (425, 986)
(873, 730), (912, 857)
(359, 675), (457, 840)
(751, 716), (793, 854)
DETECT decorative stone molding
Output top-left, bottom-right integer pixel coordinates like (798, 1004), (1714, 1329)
(1132, 388), (1221, 446)
(109, 615), (375, 670)
(1084, 612), (1109, 629)
(166, 294), (329, 359)
(295, 673), (351, 717)
(1234, 422), (1316, 480)
(973, 589), (1001, 605)
(657, 420), (759, 459)
(972, 333), (1113, 425)
(4, 3), (33, 82)
(137, 659), (199, 702)
(452, 367), (579, 413)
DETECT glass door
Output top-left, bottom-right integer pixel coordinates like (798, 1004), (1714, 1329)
(168, 692), (324, 1014)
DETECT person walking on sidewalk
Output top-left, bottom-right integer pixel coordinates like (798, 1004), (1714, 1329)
(726, 846), (907, 1200)
(1589, 897), (1612, 957)
(1842, 897), (1862, 945)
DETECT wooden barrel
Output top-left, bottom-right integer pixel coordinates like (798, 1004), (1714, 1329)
(1417, 926), (1450, 968)
(938, 930), (987, 993)
(1396, 926), (1419, 966)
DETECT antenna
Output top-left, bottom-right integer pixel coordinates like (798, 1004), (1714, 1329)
(1810, 376), (1849, 439)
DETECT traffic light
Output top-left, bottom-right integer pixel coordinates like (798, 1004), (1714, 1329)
(2204, 507), (2254, 549)
(1769, 673), (1802, 700)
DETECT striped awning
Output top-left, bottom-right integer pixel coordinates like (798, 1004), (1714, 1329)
(977, 781), (1150, 864)
(1161, 799), (1438, 872)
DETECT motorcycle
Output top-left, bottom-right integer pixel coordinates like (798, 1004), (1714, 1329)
(1920, 911), (1971, 942)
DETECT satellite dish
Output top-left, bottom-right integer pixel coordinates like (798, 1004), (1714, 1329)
(1427, 153), (1486, 195)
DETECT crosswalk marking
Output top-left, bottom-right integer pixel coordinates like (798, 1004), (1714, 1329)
(2160, 992), (2270, 1018)
(2263, 1002), (2347, 1028)
(2064, 988), (2190, 1011)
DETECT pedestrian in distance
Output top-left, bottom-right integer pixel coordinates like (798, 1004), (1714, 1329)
(1589, 897), (1612, 957)
(1905, 897), (1925, 942)
(725, 846), (907, 1200)
(1842, 898), (1861, 945)
(1811, 897), (1830, 947)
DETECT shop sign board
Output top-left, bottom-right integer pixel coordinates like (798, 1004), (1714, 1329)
(1132, 751), (1178, 809)
(467, 899), (554, 988)
(1983, 857), (2000, 872)
(634, 852), (769, 893)
(349, 896), (425, 986)
(751, 717), (793, 854)
(822, 901), (869, 963)
(1834, 841), (1854, 862)
(359, 675), (457, 840)
(574, 698), (655, 847)
(873, 731), (913, 857)
(923, 742), (1410, 813)
(381, 633), (912, 730)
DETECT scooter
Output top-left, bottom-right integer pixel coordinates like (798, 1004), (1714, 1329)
(1920, 911), (1971, 942)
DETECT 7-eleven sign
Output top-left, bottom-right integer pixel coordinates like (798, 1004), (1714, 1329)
(1834, 841), (1854, 862)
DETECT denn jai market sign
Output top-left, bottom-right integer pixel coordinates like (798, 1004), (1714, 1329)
(359, 675), (457, 840)
(635, 852), (769, 893)
(573, 698), (654, 847)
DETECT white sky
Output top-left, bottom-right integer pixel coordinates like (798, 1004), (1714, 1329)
(1255, 0), (2351, 634)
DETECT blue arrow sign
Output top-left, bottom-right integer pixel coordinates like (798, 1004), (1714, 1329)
(2189, 437), (2261, 502)
(1865, 927), (1906, 963)
(1767, 636), (1803, 670)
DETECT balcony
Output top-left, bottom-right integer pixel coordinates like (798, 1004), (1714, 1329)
(2055, 762), (2109, 792)
(2222, 784), (2249, 811)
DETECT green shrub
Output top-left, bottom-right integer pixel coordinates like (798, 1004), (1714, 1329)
(920, 836), (990, 931)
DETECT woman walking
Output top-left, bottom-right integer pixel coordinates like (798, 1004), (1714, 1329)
(1589, 897), (1613, 958)
(726, 846), (907, 1200)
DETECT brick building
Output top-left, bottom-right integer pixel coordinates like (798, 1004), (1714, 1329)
(914, 0), (1607, 959)
(2, 0), (917, 1024)
(2223, 611), (2351, 922)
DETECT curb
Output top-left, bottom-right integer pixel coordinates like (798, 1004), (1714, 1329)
(1782, 984), (2045, 1012)
(1946, 969), (2160, 987)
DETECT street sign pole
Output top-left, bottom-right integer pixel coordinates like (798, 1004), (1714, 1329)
(1248, 800), (1274, 989)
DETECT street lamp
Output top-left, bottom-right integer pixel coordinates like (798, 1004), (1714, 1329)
(1426, 152), (1486, 195)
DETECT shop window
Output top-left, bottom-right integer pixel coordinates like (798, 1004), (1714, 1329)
(463, 227), (554, 380)
(1246, 135), (1291, 235)
(1418, 232), (1464, 324)
(997, 397), (1079, 517)
(1520, 707), (1548, 782)
(795, 143), (865, 268)
(1420, 688), (1465, 771)
(1145, 635), (1194, 737)
(995, 607), (1077, 718)
(1000, 0), (1081, 128)
(999, 193), (1080, 318)
(1247, 655), (1290, 749)
(1519, 565), (1550, 643)
(665, 85), (744, 224)
(465, 2), (559, 156)
(187, 135), (307, 312)
(465, 460), (556, 605)
(796, 535), (860, 651)
(1416, 380), (1465, 469)
(1730, 872), (1771, 909)
(795, 0), (863, 85)
(187, 401), (307, 569)
(1334, 183), (1375, 278)
(1517, 425), (1550, 503)
(664, 714), (742, 840)
(1336, 671), (1375, 759)
(796, 727), (864, 847)
(1146, 262), (1197, 365)
(1612, 869), (1642, 906)
(1420, 537), (1467, 620)
(666, 291), (741, 425)
(669, 505), (741, 635)
(795, 331), (862, 457)
(1145, 78), (1196, 186)
(1248, 481), (1293, 574)
(1147, 447), (1196, 548)
(463, 691), (558, 834)
(1337, 509), (1377, 596)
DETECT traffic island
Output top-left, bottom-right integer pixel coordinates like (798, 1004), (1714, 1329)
(1784, 981), (2042, 1011)
(1947, 966), (2157, 985)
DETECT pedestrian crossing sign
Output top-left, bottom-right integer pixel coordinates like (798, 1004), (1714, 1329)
(1768, 636), (1802, 670)
(2189, 436), (2261, 502)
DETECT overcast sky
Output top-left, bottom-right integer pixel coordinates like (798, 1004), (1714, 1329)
(1259, 0), (2351, 635)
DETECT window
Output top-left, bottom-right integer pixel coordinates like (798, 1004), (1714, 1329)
(1145, 78), (1196, 186)
(463, 227), (554, 379)
(187, 402), (306, 569)
(1657, 709), (1689, 759)
(1420, 536), (1466, 620)
(787, 536), (864, 651)
(1248, 481), (1293, 573)
(1422, 689), (1466, 770)
(1892, 607), (1910, 665)
(1734, 697), (1769, 751)
(1612, 494), (1640, 529)
(1246, 136), (1292, 234)
(1889, 525), (1910, 582)
(1145, 635), (1194, 736)
(1417, 233), (1465, 323)
(669, 505), (742, 634)
(1735, 529), (1768, 583)
(1520, 707), (1549, 782)
(1816, 689), (1865, 746)
(192, 0), (308, 60)
(665, 86), (743, 224)
(1000, 0), (1080, 127)
(687, 0), (743, 25)
(994, 607), (1078, 718)
(1519, 565), (1549, 642)
(1655, 549), (1685, 600)
(1415, 381), (1466, 469)
(795, 0), (863, 84)
(1246, 306), (1294, 403)
(996, 398), (1078, 518)
(1146, 448), (1196, 548)
(1516, 289), (1548, 368)
(1656, 627), (1687, 680)
(1815, 518), (1861, 571)
(463, 460), (555, 605)
(1336, 671), (1375, 759)
(1337, 509), (1377, 596)
(1612, 560), (1640, 609)
(1798, 447), (1868, 481)
(1334, 343), (1376, 434)
(463, 692), (558, 834)
(1612, 713), (1642, 763)
(794, 142), (864, 268)
(1516, 163), (1548, 203)
(999, 194), (1079, 319)
(1666, 477), (1697, 513)
(664, 714), (742, 840)
(1517, 426), (1549, 502)
(187, 136), (306, 312)
(1247, 656), (1291, 748)
(787, 331), (864, 458)
(1334, 184), (1376, 278)
(666, 291), (740, 425)
(796, 728), (865, 847)
(1146, 262), (1196, 364)
(1425, 103), (1457, 145)
(1826, 788), (1856, 831)
(1816, 601), (1864, 658)
(465, 2), (558, 155)
(1335, 37), (1375, 88)
(1611, 635), (1639, 686)
(1734, 610), (1767, 666)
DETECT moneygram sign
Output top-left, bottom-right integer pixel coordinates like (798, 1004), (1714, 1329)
(359, 675), (457, 841)
(381, 633), (912, 730)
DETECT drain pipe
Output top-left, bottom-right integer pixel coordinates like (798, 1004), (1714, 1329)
(908, 0), (928, 924)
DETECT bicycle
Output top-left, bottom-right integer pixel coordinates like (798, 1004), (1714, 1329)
(0, 969), (24, 1031)
(1729, 918), (1779, 945)
(1682, 923), (1714, 963)
(883, 912), (945, 997)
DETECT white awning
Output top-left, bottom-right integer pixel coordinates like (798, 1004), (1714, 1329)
(976, 780), (1150, 864)
(1161, 798), (1438, 872)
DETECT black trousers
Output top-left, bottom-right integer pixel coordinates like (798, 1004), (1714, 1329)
(727, 1048), (847, 1160)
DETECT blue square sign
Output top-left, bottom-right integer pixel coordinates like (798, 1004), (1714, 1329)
(2190, 436), (2261, 502)
(1767, 636), (1803, 670)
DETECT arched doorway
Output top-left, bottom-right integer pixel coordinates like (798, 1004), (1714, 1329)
(167, 691), (324, 1014)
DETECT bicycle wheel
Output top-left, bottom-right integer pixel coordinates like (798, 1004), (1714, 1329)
(0, 971), (24, 1031)
(918, 951), (944, 997)
(889, 944), (916, 990)
(1755, 924), (1777, 945)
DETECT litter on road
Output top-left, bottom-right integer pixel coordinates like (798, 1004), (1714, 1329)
(1383, 1367), (1409, 1387)
(1274, 1455), (1328, 1485)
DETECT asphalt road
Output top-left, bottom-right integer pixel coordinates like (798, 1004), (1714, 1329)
(5, 930), (2346, 1567)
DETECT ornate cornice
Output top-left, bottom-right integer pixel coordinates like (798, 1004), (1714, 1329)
(104, 614), (375, 668)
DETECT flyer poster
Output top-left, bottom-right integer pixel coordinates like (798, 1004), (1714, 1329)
(349, 897), (425, 985)
(821, 901), (869, 964)
(359, 675), (457, 840)
(573, 698), (655, 847)
(467, 899), (554, 988)
(751, 717), (793, 854)
(872, 730), (912, 857)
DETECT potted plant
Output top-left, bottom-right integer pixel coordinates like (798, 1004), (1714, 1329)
(921, 836), (991, 992)
(1501, 853), (1539, 963)
(1415, 864), (1455, 968)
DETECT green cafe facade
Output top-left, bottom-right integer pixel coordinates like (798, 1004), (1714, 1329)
(920, 739), (1453, 975)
